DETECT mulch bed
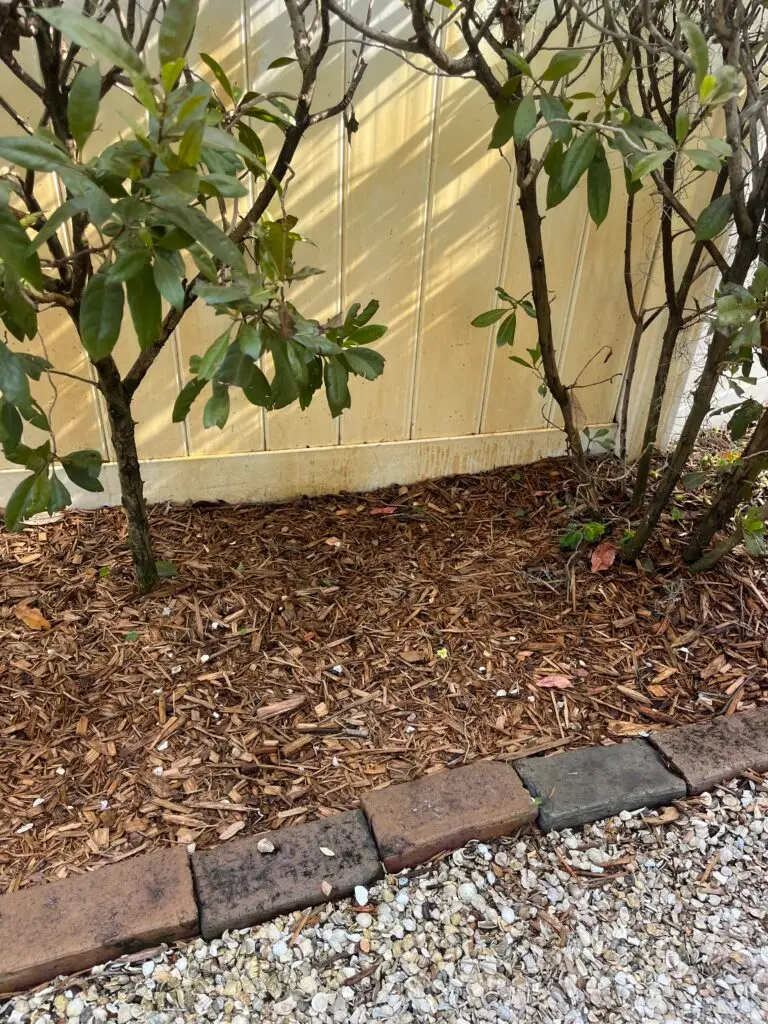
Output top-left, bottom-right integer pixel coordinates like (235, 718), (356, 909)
(2, 450), (767, 891)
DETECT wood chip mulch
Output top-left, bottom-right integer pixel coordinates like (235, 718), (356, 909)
(2, 454), (767, 891)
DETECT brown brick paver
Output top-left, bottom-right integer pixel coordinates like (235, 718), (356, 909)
(0, 847), (197, 993)
(650, 708), (768, 794)
(361, 761), (536, 872)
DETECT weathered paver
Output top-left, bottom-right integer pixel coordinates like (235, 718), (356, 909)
(515, 739), (686, 832)
(0, 847), (197, 994)
(192, 810), (382, 939)
(361, 761), (536, 872)
(650, 708), (768, 794)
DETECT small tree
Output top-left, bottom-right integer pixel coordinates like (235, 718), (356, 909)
(0, 0), (385, 591)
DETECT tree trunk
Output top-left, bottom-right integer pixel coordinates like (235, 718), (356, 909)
(515, 141), (590, 483)
(622, 235), (758, 562)
(96, 357), (158, 593)
(684, 405), (768, 562)
(688, 498), (768, 573)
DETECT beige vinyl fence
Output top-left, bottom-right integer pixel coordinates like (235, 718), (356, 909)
(0, 2), (703, 508)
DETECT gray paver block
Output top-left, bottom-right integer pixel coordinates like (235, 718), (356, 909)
(515, 739), (686, 832)
(191, 810), (382, 939)
(650, 708), (768, 794)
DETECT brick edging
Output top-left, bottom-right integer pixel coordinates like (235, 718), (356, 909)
(3, 707), (767, 995)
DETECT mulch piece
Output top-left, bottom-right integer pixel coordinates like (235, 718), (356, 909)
(1, 451), (767, 891)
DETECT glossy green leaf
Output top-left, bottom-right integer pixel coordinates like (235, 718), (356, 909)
(38, 8), (149, 81)
(630, 149), (673, 181)
(496, 312), (517, 347)
(170, 378), (206, 425)
(680, 15), (709, 86)
(68, 63), (101, 151)
(502, 50), (532, 77)
(513, 94), (537, 145)
(324, 357), (351, 417)
(268, 56), (297, 69)
(539, 93), (571, 144)
(47, 469), (72, 514)
(159, 0), (199, 66)
(341, 347), (385, 380)
(728, 398), (763, 441)
(157, 201), (246, 274)
(347, 324), (387, 345)
(687, 148), (722, 172)
(0, 397), (23, 452)
(153, 252), (186, 308)
(675, 109), (690, 144)
(471, 308), (507, 328)
(0, 206), (44, 290)
(489, 103), (518, 150)
(126, 264), (161, 349)
(0, 344), (30, 406)
(156, 559), (179, 578)
(541, 49), (583, 81)
(199, 174), (249, 198)
(587, 145), (611, 226)
(695, 195), (732, 240)
(0, 136), (72, 172)
(560, 129), (599, 194)
(60, 449), (104, 492)
(108, 248), (150, 282)
(4, 474), (36, 531)
(197, 330), (231, 380)
(200, 52), (235, 101)
(2, 268), (38, 340)
(238, 322), (268, 360)
(79, 273), (124, 361)
(203, 382), (230, 428)
(243, 365), (271, 407)
(28, 197), (89, 254)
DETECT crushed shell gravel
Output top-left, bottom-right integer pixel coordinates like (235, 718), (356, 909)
(4, 778), (768, 1023)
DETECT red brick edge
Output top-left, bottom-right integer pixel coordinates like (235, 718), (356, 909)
(2, 707), (767, 995)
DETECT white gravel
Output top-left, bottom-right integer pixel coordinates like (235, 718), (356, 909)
(5, 778), (768, 1024)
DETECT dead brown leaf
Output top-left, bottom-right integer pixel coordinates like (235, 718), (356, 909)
(591, 540), (618, 573)
(13, 604), (51, 631)
(642, 806), (680, 826)
(218, 820), (245, 842)
(535, 674), (572, 689)
(256, 695), (306, 720)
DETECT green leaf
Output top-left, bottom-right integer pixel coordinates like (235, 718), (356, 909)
(126, 264), (161, 349)
(630, 149), (673, 181)
(471, 308), (507, 328)
(750, 262), (768, 302)
(587, 145), (611, 226)
(178, 121), (204, 167)
(28, 197), (89, 254)
(47, 469), (71, 514)
(243, 365), (271, 407)
(193, 281), (251, 305)
(560, 129), (599, 195)
(153, 252), (186, 308)
(68, 63), (101, 151)
(156, 559), (179, 578)
(157, 201), (246, 274)
(502, 50), (531, 76)
(513, 94), (537, 145)
(496, 312), (517, 347)
(541, 49), (583, 81)
(108, 248), (150, 283)
(680, 15), (709, 87)
(582, 521), (605, 542)
(161, 58), (186, 93)
(38, 8), (149, 81)
(268, 56), (297, 69)
(519, 299), (537, 318)
(159, 0), (199, 66)
(728, 398), (763, 441)
(4, 474), (36, 531)
(60, 450), (104, 492)
(0, 397), (23, 451)
(539, 93), (571, 144)
(744, 530), (765, 557)
(0, 344), (31, 406)
(695, 195), (732, 240)
(489, 103), (518, 150)
(509, 355), (532, 369)
(559, 525), (583, 550)
(341, 347), (385, 380)
(687, 148), (722, 172)
(79, 273), (125, 361)
(3, 269), (37, 340)
(675, 109), (691, 144)
(203, 382), (230, 428)
(681, 470), (707, 490)
(172, 377), (207, 421)
(347, 324), (387, 345)
(199, 174), (249, 198)
(197, 330), (231, 380)
(0, 206), (44, 290)
(324, 357), (351, 417)
(0, 136), (73, 172)
(199, 52), (235, 101)
(238, 322), (268, 360)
